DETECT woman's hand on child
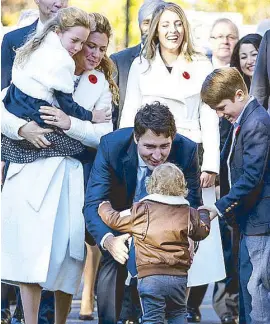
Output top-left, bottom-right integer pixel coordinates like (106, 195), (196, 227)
(198, 205), (218, 221)
(39, 106), (71, 130)
(92, 107), (112, 123)
(18, 121), (53, 148)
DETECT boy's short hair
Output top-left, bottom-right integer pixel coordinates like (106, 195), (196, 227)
(134, 101), (177, 141)
(146, 162), (188, 197)
(201, 67), (248, 108)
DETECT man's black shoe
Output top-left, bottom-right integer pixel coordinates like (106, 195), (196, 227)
(186, 308), (201, 323)
(221, 315), (237, 324)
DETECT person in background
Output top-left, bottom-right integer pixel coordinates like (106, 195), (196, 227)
(201, 67), (270, 324)
(209, 18), (239, 69)
(256, 18), (270, 37)
(98, 162), (211, 324)
(250, 29), (270, 112)
(1, 1), (68, 323)
(110, 0), (165, 130)
(230, 34), (262, 95)
(120, 2), (219, 187)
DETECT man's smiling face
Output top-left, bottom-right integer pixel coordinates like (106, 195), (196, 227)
(135, 129), (172, 170)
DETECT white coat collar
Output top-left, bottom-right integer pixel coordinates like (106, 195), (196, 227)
(140, 193), (190, 205)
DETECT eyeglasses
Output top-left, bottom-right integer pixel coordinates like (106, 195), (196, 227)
(210, 34), (238, 41)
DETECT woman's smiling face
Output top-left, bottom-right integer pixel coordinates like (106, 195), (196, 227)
(157, 9), (184, 55)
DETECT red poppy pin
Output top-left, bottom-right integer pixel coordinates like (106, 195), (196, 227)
(182, 71), (190, 79)
(235, 125), (241, 136)
(88, 74), (97, 84)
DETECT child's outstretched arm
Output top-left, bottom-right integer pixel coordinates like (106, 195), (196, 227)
(98, 201), (148, 238)
(98, 201), (133, 233)
(188, 208), (210, 241)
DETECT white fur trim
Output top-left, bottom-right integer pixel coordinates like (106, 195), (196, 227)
(140, 193), (190, 205)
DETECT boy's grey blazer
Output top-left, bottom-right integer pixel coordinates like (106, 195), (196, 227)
(250, 30), (270, 111)
(110, 44), (141, 128)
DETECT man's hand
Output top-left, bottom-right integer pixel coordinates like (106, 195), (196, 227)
(103, 233), (130, 264)
(198, 205), (218, 221)
(18, 121), (53, 148)
(200, 171), (217, 188)
(92, 107), (112, 123)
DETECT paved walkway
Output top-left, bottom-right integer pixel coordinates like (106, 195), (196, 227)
(68, 284), (221, 324)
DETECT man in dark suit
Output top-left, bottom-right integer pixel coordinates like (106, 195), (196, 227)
(201, 67), (270, 324)
(84, 102), (201, 324)
(1, 1), (68, 323)
(110, 0), (164, 129)
(250, 29), (270, 112)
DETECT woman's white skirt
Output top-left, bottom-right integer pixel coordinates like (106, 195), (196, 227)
(1, 157), (85, 295)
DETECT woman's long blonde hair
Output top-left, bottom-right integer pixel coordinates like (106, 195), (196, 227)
(14, 7), (91, 67)
(90, 13), (119, 104)
(142, 2), (196, 64)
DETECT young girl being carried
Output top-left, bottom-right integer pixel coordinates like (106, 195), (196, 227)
(2, 7), (110, 163)
(98, 162), (214, 324)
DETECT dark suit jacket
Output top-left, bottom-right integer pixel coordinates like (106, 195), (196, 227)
(216, 98), (270, 235)
(84, 128), (201, 247)
(250, 30), (270, 111)
(110, 44), (141, 129)
(1, 20), (38, 90)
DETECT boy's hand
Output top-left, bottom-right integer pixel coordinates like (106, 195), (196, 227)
(198, 205), (218, 221)
(92, 107), (112, 123)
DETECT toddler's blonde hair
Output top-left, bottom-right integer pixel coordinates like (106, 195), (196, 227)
(146, 162), (188, 197)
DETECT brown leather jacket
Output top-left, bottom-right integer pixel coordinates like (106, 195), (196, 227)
(99, 194), (210, 278)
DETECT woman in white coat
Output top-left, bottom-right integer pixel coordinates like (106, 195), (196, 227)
(120, 2), (220, 187)
(1, 13), (117, 324)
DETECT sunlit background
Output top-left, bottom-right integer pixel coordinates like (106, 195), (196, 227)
(2, 0), (270, 53)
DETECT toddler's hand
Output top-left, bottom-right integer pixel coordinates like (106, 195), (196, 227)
(198, 205), (217, 221)
(98, 201), (111, 216)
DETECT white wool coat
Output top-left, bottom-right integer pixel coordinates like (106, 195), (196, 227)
(1, 69), (113, 283)
(120, 49), (220, 174)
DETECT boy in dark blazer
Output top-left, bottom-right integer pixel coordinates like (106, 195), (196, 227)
(201, 67), (270, 324)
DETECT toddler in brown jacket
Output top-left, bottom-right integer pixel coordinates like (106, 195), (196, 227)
(98, 162), (212, 324)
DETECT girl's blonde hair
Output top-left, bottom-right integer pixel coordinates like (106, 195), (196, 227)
(146, 162), (188, 197)
(142, 2), (196, 64)
(14, 7), (92, 67)
(90, 13), (119, 104)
